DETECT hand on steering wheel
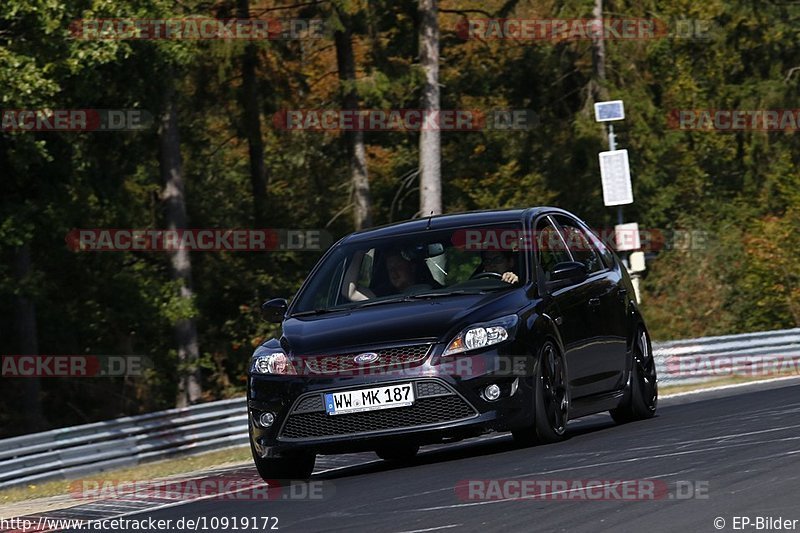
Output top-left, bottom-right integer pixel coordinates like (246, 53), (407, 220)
(501, 272), (519, 284)
(471, 272), (503, 280)
(471, 271), (519, 284)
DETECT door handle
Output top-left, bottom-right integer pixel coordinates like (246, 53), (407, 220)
(588, 297), (601, 308)
(618, 287), (628, 301)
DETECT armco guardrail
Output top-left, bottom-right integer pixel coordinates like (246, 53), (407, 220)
(653, 328), (800, 385)
(0, 398), (248, 489)
(1, 328), (799, 489)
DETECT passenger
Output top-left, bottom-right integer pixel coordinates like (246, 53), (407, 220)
(343, 248), (429, 302)
(384, 250), (417, 292)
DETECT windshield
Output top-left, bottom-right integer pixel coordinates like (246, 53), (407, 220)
(291, 223), (526, 314)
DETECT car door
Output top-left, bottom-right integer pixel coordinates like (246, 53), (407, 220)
(578, 217), (631, 391)
(534, 215), (597, 399)
(552, 214), (627, 395)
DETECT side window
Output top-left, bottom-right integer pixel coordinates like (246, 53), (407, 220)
(553, 215), (604, 274)
(583, 224), (616, 269)
(535, 217), (572, 281)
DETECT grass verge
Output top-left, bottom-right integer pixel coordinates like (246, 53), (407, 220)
(659, 371), (799, 396)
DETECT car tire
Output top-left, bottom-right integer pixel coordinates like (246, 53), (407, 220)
(375, 444), (420, 462)
(513, 340), (568, 446)
(251, 443), (316, 481)
(610, 327), (658, 424)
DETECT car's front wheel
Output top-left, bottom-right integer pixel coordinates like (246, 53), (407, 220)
(251, 441), (315, 481)
(610, 327), (658, 423)
(513, 340), (568, 446)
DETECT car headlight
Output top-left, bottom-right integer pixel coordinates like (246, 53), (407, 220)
(443, 314), (518, 356)
(250, 347), (296, 375)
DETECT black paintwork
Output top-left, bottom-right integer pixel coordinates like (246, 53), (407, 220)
(248, 207), (646, 457)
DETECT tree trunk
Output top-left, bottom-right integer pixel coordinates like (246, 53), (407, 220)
(13, 244), (46, 432)
(159, 73), (202, 407)
(334, 12), (372, 230)
(237, 0), (268, 226)
(418, 0), (442, 216)
(591, 0), (609, 101)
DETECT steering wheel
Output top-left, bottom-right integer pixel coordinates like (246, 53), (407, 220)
(471, 272), (503, 280)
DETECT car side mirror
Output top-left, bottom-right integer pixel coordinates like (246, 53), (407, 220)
(261, 298), (288, 323)
(548, 261), (588, 286)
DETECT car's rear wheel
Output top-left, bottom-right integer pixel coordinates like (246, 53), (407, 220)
(375, 443), (420, 462)
(513, 340), (568, 446)
(610, 327), (658, 423)
(251, 441), (315, 481)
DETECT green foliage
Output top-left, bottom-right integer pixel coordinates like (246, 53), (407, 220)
(2, 0), (799, 432)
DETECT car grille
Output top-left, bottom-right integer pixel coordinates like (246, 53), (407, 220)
(414, 380), (451, 398)
(293, 395), (325, 413)
(301, 344), (432, 375)
(279, 380), (477, 440)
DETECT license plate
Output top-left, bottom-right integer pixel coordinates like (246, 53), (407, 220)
(325, 383), (414, 415)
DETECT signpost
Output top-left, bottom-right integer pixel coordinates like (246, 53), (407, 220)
(614, 222), (640, 252)
(594, 99), (643, 303)
(599, 149), (633, 209)
(594, 100), (625, 122)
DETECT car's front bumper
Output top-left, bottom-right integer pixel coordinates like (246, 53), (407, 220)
(248, 342), (535, 457)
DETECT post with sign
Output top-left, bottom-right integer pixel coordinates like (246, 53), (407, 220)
(628, 251), (646, 303)
(594, 100), (643, 303)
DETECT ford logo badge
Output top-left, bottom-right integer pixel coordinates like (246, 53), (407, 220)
(353, 352), (380, 365)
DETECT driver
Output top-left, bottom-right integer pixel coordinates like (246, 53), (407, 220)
(480, 251), (519, 284)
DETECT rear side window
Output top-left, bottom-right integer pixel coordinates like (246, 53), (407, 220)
(552, 215), (605, 274)
(583, 224), (616, 269)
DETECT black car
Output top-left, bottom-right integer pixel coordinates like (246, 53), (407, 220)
(248, 207), (657, 480)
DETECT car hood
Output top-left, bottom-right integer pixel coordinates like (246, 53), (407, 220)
(281, 291), (525, 355)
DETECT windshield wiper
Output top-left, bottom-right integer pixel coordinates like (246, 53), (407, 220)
(290, 308), (344, 317)
(295, 296), (417, 314)
(407, 289), (496, 299)
(350, 296), (413, 309)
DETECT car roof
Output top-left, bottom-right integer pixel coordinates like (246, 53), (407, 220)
(341, 206), (569, 243)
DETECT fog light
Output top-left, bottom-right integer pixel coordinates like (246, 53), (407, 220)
(485, 384), (501, 401)
(259, 412), (275, 428)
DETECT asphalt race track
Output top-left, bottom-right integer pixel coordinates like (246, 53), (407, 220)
(42, 379), (800, 532)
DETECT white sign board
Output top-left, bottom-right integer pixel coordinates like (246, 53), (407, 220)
(629, 251), (646, 273)
(615, 223), (640, 252)
(594, 100), (625, 122)
(599, 149), (633, 206)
